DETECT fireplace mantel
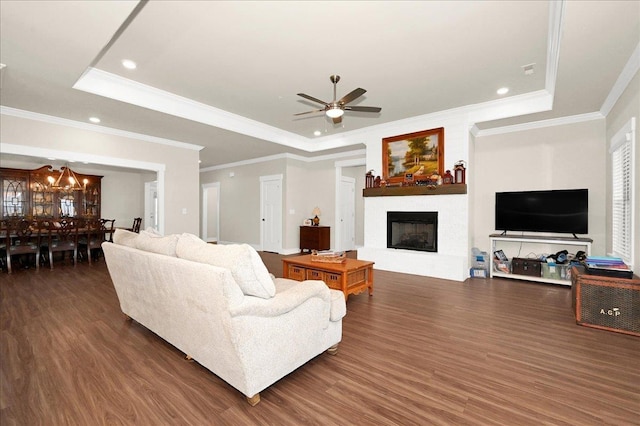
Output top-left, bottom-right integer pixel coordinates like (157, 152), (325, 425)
(363, 184), (466, 197)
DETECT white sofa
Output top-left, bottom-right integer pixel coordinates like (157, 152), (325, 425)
(102, 230), (346, 405)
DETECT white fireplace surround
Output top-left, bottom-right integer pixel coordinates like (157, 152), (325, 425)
(359, 193), (469, 282)
(357, 114), (471, 282)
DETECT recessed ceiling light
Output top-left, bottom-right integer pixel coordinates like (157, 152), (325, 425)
(497, 87), (509, 95)
(122, 59), (137, 70)
(314, 130), (322, 136)
(89, 116), (101, 123)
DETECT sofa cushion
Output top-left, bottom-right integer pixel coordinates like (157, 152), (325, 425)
(113, 228), (139, 248)
(135, 231), (179, 257)
(176, 233), (276, 299)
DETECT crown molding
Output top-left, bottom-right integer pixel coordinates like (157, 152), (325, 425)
(473, 112), (604, 138)
(0, 142), (166, 172)
(199, 149), (366, 172)
(0, 106), (202, 151)
(73, 67), (313, 151)
(545, 0), (565, 97)
(600, 41), (640, 117)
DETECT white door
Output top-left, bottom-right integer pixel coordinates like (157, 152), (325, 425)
(201, 182), (220, 242)
(144, 181), (158, 231)
(260, 175), (282, 253)
(339, 176), (356, 251)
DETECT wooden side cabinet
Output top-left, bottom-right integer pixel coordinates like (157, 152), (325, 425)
(299, 226), (330, 253)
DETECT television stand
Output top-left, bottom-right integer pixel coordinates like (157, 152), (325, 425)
(489, 234), (593, 286)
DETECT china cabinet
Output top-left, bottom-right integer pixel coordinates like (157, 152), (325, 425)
(1, 165), (102, 220)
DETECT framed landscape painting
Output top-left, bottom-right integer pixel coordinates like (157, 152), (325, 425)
(382, 127), (444, 184)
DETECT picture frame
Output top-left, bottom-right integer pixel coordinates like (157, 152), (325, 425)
(303, 218), (312, 226)
(382, 127), (444, 184)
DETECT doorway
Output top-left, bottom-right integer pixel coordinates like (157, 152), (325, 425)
(144, 181), (158, 231)
(339, 176), (356, 251)
(334, 159), (365, 252)
(260, 174), (283, 253)
(201, 182), (220, 243)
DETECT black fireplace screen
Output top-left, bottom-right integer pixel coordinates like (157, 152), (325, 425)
(387, 211), (438, 252)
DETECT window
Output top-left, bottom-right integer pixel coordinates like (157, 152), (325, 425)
(609, 117), (636, 267)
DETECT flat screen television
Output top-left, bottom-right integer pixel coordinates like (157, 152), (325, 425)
(495, 189), (588, 236)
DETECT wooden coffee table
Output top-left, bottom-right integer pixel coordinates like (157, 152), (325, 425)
(282, 254), (374, 300)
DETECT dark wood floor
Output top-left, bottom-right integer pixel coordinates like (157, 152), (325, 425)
(1, 254), (639, 425)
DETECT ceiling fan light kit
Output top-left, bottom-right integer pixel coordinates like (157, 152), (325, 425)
(326, 107), (344, 118)
(296, 75), (381, 124)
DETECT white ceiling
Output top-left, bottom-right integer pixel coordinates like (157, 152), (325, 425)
(1, 1), (638, 170)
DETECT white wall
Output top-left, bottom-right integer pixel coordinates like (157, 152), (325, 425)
(200, 157), (286, 247)
(473, 119), (607, 258)
(199, 153), (365, 253)
(0, 113), (200, 235)
(605, 71), (639, 269)
(101, 170), (156, 229)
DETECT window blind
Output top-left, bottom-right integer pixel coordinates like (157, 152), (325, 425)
(609, 117), (635, 267)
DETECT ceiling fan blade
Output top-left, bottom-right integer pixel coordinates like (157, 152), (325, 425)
(338, 88), (366, 105)
(345, 106), (382, 113)
(297, 93), (328, 105)
(294, 109), (325, 116)
(332, 116), (342, 124)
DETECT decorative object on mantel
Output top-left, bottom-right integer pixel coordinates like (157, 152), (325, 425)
(362, 184), (466, 197)
(442, 170), (454, 184)
(311, 207), (321, 226)
(453, 160), (466, 184)
(374, 176), (381, 188)
(365, 170), (375, 188)
(382, 127), (444, 186)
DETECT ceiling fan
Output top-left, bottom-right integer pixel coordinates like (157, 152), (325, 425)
(295, 75), (382, 124)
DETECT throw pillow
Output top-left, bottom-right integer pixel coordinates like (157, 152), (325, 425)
(113, 229), (139, 248)
(135, 231), (179, 257)
(176, 233), (276, 299)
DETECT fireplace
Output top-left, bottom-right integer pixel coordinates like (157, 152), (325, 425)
(387, 211), (438, 252)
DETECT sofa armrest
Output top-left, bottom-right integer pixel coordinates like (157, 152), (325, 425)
(229, 280), (330, 318)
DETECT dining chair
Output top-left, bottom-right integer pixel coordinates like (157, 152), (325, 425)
(101, 219), (116, 243)
(0, 219), (10, 271)
(130, 217), (142, 233)
(36, 219), (53, 267)
(4, 218), (41, 273)
(45, 219), (79, 269)
(78, 219), (106, 264)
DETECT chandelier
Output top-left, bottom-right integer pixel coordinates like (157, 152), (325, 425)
(47, 165), (88, 191)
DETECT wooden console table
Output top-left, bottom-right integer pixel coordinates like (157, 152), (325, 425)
(299, 226), (330, 253)
(282, 254), (374, 300)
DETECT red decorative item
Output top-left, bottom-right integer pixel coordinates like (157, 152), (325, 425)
(443, 170), (454, 184)
(365, 170), (374, 188)
(454, 161), (466, 184)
